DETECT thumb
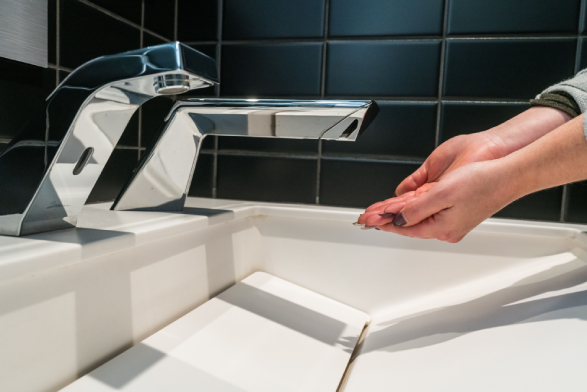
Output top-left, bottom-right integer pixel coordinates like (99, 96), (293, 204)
(391, 187), (451, 227)
(395, 163), (428, 196)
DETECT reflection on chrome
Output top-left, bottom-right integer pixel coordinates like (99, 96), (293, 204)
(0, 43), (217, 236)
(111, 99), (379, 212)
(0, 43), (379, 237)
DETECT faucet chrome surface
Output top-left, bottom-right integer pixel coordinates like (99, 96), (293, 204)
(0, 43), (217, 236)
(111, 99), (379, 212)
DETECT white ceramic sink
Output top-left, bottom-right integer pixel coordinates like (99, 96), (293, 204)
(0, 197), (586, 391)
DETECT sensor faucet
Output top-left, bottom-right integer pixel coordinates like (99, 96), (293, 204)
(0, 43), (378, 236)
(0, 43), (217, 236)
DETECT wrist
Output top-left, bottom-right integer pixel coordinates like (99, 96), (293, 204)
(483, 106), (573, 157)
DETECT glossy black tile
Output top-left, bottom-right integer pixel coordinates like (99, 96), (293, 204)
(323, 101), (437, 159)
(221, 44), (323, 97)
(218, 137), (318, 154)
(579, 37), (587, 71)
(565, 181), (587, 223)
(60, 0), (140, 68)
(48, 0), (56, 64)
(178, 0), (218, 41)
(326, 41), (441, 97)
(87, 148), (138, 203)
(443, 39), (576, 99)
(144, 0), (175, 39)
(494, 187), (562, 221)
(140, 96), (175, 148)
(448, 0), (580, 34)
(90, 0), (142, 24)
(440, 102), (530, 142)
(0, 61), (55, 140)
(0, 142), (7, 154)
(217, 155), (317, 203)
(223, 0), (324, 40)
(200, 136), (216, 151)
(189, 44), (217, 59)
(188, 153), (214, 198)
(329, 0), (444, 37)
(143, 32), (167, 47)
(320, 159), (419, 208)
(59, 70), (70, 83)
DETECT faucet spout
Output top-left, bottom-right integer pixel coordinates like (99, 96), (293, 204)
(0, 43), (217, 236)
(111, 99), (379, 212)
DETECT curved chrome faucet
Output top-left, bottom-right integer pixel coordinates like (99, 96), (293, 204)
(111, 99), (379, 212)
(0, 43), (217, 236)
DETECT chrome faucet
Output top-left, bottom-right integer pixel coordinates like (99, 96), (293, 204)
(0, 43), (378, 236)
(0, 43), (217, 236)
(111, 99), (378, 212)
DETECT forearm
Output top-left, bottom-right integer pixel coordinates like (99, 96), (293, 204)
(498, 114), (587, 200)
(484, 106), (572, 157)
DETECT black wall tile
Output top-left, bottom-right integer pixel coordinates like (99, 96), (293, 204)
(143, 32), (167, 47)
(178, 0), (218, 41)
(329, 0), (444, 37)
(87, 149), (138, 203)
(565, 181), (587, 223)
(0, 142), (7, 153)
(217, 155), (317, 203)
(320, 159), (419, 208)
(60, 0), (140, 68)
(219, 137), (318, 154)
(0, 60), (55, 140)
(188, 153), (214, 198)
(90, 0), (143, 25)
(494, 187), (563, 221)
(448, 0), (580, 34)
(144, 0), (175, 40)
(223, 0), (324, 40)
(324, 102), (437, 158)
(189, 44), (217, 59)
(440, 102), (529, 142)
(326, 41), (441, 97)
(221, 44), (323, 97)
(579, 37), (587, 71)
(443, 39), (576, 99)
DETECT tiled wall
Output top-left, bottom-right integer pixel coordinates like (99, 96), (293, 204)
(2, 0), (587, 223)
(182, 0), (587, 223)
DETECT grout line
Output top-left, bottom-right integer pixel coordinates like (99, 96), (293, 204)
(321, 155), (425, 165)
(139, 0), (145, 48)
(183, 35), (582, 46)
(115, 145), (142, 150)
(316, 0), (330, 205)
(211, 0), (224, 198)
(55, 0), (60, 84)
(174, 0), (178, 41)
(79, 0), (171, 43)
(434, 0), (450, 148)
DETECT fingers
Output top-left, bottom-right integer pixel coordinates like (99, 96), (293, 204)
(395, 163), (429, 196)
(390, 185), (452, 228)
(359, 192), (419, 227)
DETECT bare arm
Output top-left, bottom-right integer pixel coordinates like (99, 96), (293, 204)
(363, 115), (587, 242)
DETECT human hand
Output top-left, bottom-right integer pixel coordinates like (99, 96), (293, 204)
(358, 160), (517, 242)
(396, 107), (572, 197)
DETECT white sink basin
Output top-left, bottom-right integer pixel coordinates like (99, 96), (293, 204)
(0, 198), (586, 391)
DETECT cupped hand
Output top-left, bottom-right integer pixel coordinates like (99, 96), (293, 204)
(365, 160), (517, 242)
(395, 132), (507, 197)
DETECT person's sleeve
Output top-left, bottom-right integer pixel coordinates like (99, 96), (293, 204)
(534, 69), (587, 114)
(530, 91), (581, 118)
